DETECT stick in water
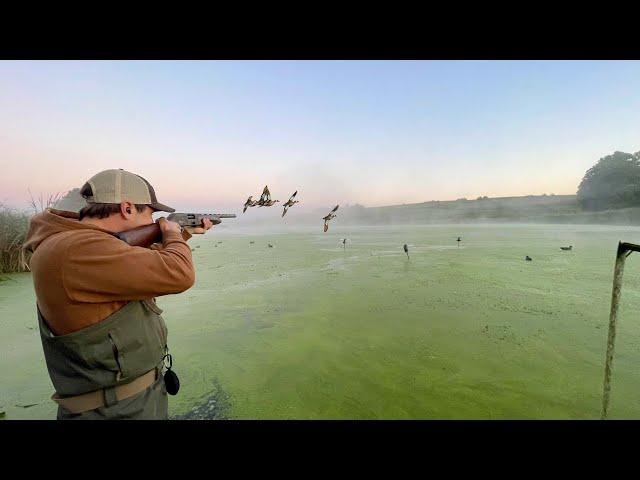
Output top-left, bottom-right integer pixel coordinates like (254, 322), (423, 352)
(601, 242), (640, 419)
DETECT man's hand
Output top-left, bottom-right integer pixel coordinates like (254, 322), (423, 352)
(183, 217), (215, 235)
(157, 217), (182, 236)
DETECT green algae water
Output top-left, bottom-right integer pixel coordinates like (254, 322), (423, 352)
(2, 224), (640, 419)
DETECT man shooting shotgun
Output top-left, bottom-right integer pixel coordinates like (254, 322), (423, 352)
(23, 169), (228, 420)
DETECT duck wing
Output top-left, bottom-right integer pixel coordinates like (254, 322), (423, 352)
(259, 185), (271, 203)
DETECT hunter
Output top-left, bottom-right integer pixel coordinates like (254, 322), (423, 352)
(23, 169), (212, 420)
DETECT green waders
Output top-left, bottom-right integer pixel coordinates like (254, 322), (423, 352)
(37, 299), (170, 420)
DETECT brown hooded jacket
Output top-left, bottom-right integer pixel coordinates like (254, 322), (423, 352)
(24, 209), (195, 335)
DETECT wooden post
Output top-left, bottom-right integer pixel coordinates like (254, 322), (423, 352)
(601, 242), (640, 419)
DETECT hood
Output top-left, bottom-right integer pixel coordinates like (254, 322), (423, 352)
(23, 209), (111, 254)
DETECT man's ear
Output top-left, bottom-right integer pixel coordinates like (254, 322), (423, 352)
(120, 202), (133, 217)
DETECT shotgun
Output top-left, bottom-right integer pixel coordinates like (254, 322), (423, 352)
(114, 213), (236, 248)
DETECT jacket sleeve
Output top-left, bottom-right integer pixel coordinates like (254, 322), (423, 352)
(62, 230), (196, 303)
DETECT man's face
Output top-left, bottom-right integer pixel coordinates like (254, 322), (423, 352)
(127, 205), (155, 229)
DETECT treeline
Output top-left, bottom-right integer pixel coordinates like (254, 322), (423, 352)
(577, 150), (640, 211)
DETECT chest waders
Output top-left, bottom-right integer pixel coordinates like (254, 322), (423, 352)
(37, 299), (171, 420)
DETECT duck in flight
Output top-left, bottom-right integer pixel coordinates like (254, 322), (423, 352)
(257, 185), (279, 207)
(243, 195), (257, 213)
(282, 191), (299, 217)
(323, 205), (339, 232)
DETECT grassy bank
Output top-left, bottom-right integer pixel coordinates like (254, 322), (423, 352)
(0, 205), (30, 275)
(0, 193), (61, 275)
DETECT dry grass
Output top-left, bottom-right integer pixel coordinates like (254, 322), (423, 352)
(0, 191), (61, 275)
(0, 204), (31, 274)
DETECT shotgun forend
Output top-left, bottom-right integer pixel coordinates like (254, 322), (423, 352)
(166, 213), (236, 227)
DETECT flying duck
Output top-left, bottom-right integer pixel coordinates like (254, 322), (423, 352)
(323, 205), (339, 232)
(243, 195), (257, 213)
(282, 191), (299, 217)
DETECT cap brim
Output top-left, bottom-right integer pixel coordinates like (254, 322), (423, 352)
(52, 188), (88, 214)
(149, 202), (176, 213)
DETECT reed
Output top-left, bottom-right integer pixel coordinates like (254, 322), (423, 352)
(0, 191), (61, 275)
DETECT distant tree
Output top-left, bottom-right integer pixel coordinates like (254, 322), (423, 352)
(577, 151), (640, 211)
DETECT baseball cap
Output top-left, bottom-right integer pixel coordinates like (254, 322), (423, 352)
(51, 188), (88, 214)
(80, 169), (175, 213)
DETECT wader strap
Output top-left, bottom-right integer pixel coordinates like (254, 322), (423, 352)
(51, 368), (159, 414)
(104, 386), (118, 408)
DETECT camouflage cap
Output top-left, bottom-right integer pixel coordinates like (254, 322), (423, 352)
(81, 169), (175, 213)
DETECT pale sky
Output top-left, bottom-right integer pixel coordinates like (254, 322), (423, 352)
(1, 60), (639, 213)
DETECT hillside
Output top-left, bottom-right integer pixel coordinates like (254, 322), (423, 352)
(340, 195), (580, 225)
(247, 194), (640, 227)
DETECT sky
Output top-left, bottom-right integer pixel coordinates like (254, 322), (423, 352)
(0, 60), (639, 213)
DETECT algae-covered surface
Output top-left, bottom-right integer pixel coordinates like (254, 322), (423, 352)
(2, 224), (640, 419)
